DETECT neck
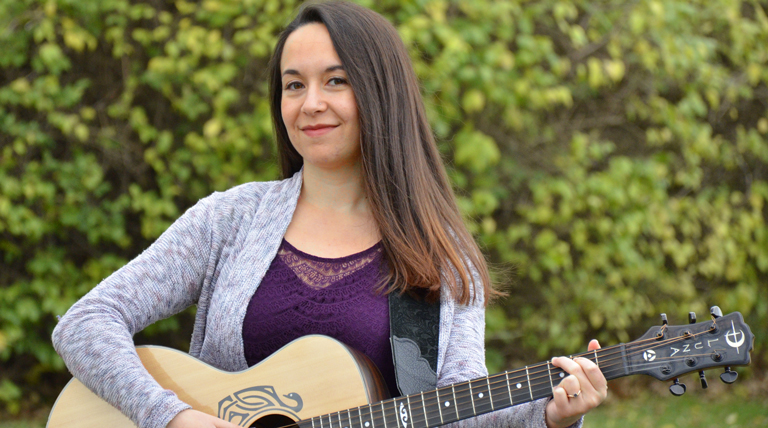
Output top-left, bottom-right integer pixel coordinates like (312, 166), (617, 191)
(298, 345), (630, 428)
(300, 163), (368, 212)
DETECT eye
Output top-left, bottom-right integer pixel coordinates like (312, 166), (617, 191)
(284, 81), (304, 91)
(328, 77), (349, 86)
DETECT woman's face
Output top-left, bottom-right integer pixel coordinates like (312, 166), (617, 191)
(280, 23), (361, 172)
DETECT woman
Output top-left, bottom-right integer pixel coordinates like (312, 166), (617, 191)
(52, 2), (606, 428)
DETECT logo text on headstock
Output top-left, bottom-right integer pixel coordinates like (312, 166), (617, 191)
(725, 320), (745, 353)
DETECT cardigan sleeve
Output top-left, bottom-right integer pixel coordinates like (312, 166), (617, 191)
(436, 273), (583, 428)
(52, 193), (221, 428)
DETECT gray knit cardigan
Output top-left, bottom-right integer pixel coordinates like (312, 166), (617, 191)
(52, 171), (565, 428)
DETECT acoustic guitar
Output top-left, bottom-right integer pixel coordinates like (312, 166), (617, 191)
(46, 307), (753, 428)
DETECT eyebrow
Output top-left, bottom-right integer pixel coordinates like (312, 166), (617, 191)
(281, 64), (345, 77)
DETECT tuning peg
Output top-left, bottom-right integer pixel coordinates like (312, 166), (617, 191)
(689, 312), (696, 324)
(710, 306), (723, 318)
(720, 367), (738, 384)
(661, 313), (668, 325)
(669, 378), (686, 396)
(699, 371), (708, 389)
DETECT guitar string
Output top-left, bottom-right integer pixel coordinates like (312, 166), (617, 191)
(469, 326), (727, 399)
(410, 327), (730, 422)
(395, 351), (723, 428)
(306, 344), (725, 428)
(286, 321), (732, 428)
(301, 327), (729, 428)
(299, 351), (720, 428)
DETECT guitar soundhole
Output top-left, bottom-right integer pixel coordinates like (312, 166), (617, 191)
(249, 414), (298, 428)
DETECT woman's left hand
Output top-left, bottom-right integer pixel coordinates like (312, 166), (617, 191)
(544, 339), (608, 428)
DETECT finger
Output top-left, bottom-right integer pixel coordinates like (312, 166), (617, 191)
(214, 419), (241, 428)
(552, 385), (572, 411)
(553, 356), (600, 401)
(587, 339), (601, 351)
(552, 355), (582, 377)
(551, 356), (584, 395)
(573, 357), (608, 399)
(560, 374), (581, 397)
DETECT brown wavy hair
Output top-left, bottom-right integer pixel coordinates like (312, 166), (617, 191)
(267, 1), (497, 305)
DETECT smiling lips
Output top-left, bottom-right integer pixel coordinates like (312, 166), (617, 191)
(301, 124), (338, 137)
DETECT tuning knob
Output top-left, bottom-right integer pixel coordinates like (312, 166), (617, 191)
(669, 378), (686, 396)
(661, 313), (668, 325)
(721, 367), (738, 384)
(689, 312), (696, 324)
(710, 306), (723, 318)
(699, 371), (708, 389)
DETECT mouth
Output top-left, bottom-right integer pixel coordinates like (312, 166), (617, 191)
(301, 124), (338, 137)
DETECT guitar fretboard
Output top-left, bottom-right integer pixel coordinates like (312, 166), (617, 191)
(298, 344), (629, 428)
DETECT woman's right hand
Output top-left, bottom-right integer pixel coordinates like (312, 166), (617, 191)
(167, 409), (242, 428)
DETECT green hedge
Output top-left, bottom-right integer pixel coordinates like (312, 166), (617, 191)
(1, 0), (766, 413)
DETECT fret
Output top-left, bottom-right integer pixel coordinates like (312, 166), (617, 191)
(347, 409), (356, 428)
(525, 366), (534, 401)
(546, 361), (555, 393)
(451, 385), (460, 419)
(390, 397), (410, 428)
(508, 372), (532, 404)
(469, 381), (476, 414)
(491, 373), (513, 409)
(405, 395), (414, 428)
(530, 365), (554, 400)
(412, 391), (429, 427)
(311, 416), (316, 428)
(486, 377), (495, 411)
(504, 372), (514, 406)
(471, 377), (494, 415)
(337, 411), (345, 428)
(393, 398), (402, 428)
(349, 408), (361, 428)
(437, 386), (458, 424)
(392, 400), (402, 428)
(423, 389), (442, 426)
(381, 402), (388, 428)
(594, 349), (599, 367)
(551, 364), (567, 393)
(453, 380), (474, 420)
(360, 404), (374, 428)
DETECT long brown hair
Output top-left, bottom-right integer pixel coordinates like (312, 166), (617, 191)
(267, 1), (497, 305)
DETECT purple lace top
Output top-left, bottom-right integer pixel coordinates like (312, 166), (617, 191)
(242, 239), (398, 395)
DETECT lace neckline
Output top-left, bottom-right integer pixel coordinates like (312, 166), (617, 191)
(280, 239), (382, 262)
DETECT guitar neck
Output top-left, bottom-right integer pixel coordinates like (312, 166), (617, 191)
(299, 344), (629, 428)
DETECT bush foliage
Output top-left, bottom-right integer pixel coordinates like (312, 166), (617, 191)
(1, 0), (766, 412)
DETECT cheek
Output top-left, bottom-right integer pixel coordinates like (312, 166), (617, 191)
(343, 97), (360, 129)
(281, 98), (299, 128)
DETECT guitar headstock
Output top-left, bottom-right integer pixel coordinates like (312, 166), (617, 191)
(625, 307), (753, 390)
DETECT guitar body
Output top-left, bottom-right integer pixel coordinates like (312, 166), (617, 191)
(46, 335), (389, 428)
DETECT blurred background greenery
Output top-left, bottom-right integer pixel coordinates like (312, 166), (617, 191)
(0, 0), (766, 425)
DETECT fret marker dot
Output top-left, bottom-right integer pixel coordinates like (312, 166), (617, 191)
(478, 392), (484, 398)
(560, 373), (565, 378)
(516, 383), (522, 389)
(365, 423), (370, 427)
(445, 401), (451, 407)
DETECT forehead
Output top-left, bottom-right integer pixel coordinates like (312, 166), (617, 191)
(280, 23), (343, 73)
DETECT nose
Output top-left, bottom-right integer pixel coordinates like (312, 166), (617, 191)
(301, 84), (327, 115)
